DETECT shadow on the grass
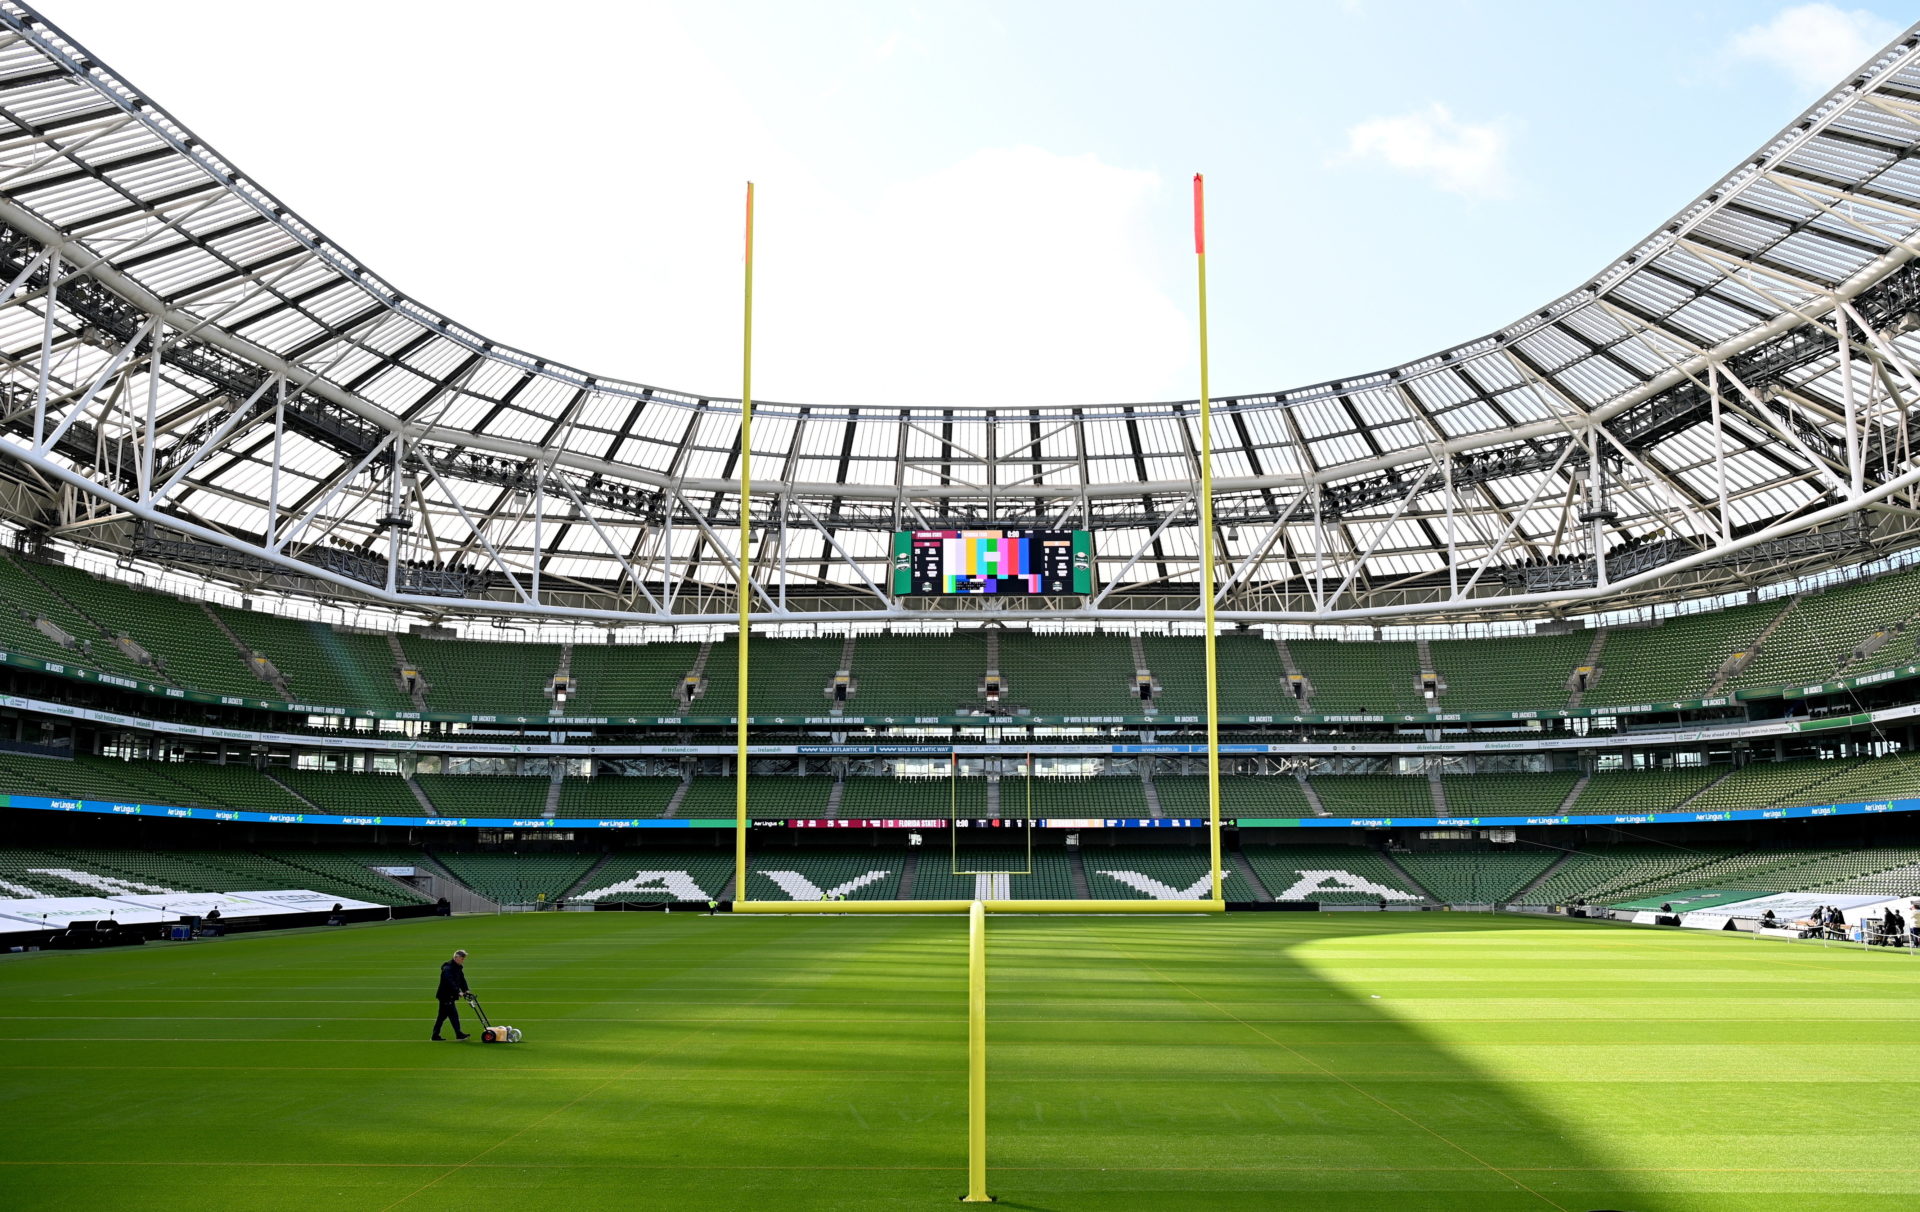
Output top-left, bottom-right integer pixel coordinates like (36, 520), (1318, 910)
(975, 911), (1650, 1212)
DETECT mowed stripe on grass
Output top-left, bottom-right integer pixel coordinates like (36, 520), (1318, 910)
(1, 911), (1916, 1211)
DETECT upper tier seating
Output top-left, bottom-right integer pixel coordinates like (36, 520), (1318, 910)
(1429, 630), (1593, 712)
(409, 636), (563, 716)
(1583, 599), (1782, 706)
(567, 640), (703, 716)
(554, 774), (683, 819)
(678, 776), (833, 820)
(838, 776), (988, 819)
(700, 637), (848, 718)
(1684, 758), (1865, 814)
(1156, 774), (1316, 818)
(212, 607), (411, 710)
(413, 773), (552, 818)
(1288, 639), (1428, 714)
(1020, 776), (1149, 818)
(26, 561), (263, 696)
(1439, 772), (1580, 817)
(1569, 766), (1721, 815)
(1731, 566), (1920, 690)
(845, 633), (988, 717)
(1140, 635), (1295, 716)
(3, 551), (1920, 718)
(996, 632), (1138, 715)
(275, 769), (426, 816)
(0, 556), (151, 682)
(1306, 773), (1436, 817)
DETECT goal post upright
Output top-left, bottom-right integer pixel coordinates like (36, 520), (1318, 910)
(963, 898), (991, 1202)
(735, 181), (754, 905)
(1195, 173), (1223, 902)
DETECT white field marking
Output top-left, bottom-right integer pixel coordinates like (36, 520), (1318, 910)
(757, 870), (891, 901)
(1094, 871), (1214, 900)
(1271, 869), (1419, 901)
(26, 868), (178, 895)
(973, 873), (1010, 900)
(573, 871), (709, 901)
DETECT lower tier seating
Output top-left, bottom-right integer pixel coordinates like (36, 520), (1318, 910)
(909, 846), (1078, 900)
(745, 847), (906, 901)
(430, 851), (601, 905)
(569, 852), (736, 903)
(1392, 850), (1559, 902)
(7, 840), (1920, 907)
(1080, 845), (1243, 900)
(1238, 846), (1429, 903)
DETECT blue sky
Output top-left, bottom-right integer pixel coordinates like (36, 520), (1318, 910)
(63, 1), (1918, 407)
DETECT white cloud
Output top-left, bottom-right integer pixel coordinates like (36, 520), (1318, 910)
(1730, 4), (1899, 92)
(1339, 104), (1513, 200)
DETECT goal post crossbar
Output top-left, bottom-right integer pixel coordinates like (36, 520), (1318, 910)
(731, 899), (1224, 914)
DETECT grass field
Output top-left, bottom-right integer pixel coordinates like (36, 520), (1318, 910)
(2, 911), (1917, 1211)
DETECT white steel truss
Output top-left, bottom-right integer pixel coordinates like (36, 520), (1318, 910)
(0, 4), (1917, 626)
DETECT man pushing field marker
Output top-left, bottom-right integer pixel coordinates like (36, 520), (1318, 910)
(432, 948), (471, 1041)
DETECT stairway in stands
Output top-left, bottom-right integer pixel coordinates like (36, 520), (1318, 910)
(1230, 846), (1275, 901)
(1139, 770), (1164, 819)
(1709, 598), (1799, 694)
(405, 776), (439, 817)
(201, 602), (294, 699)
(560, 852), (616, 900)
(1511, 852), (1573, 902)
(1066, 845), (1092, 898)
(1272, 637), (1311, 708)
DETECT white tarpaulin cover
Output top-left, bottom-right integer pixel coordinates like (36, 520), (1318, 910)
(104, 892), (311, 918)
(1701, 892), (1892, 922)
(0, 889), (383, 929)
(224, 890), (382, 912)
(0, 895), (176, 926)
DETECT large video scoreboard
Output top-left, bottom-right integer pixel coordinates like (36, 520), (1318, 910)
(891, 529), (1094, 596)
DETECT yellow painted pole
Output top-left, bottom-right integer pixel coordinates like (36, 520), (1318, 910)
(735, 182), (754, 903)
(1195, 174), (1222, 903)
(962, 899), (991, 1202)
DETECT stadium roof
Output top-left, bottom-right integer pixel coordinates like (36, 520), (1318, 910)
(0, 2), (1918, 624)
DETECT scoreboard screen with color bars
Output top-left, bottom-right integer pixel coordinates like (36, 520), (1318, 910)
(891, 530), (1094, 596)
